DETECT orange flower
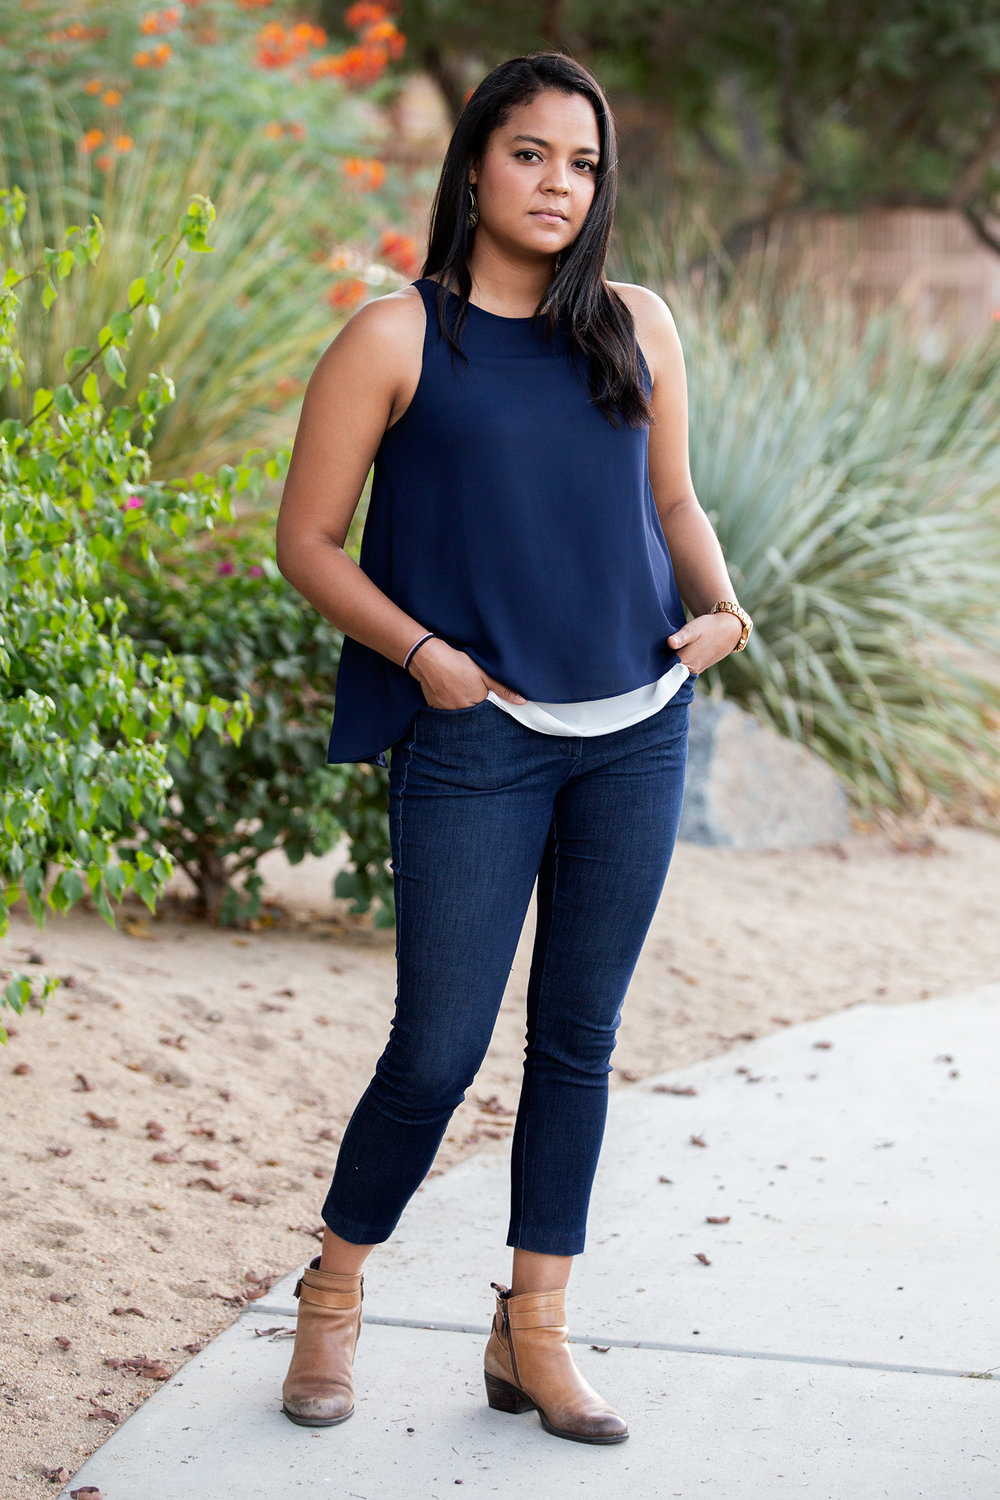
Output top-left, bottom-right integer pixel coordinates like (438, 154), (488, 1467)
(254, 20), (323, 68)
(103, 88), (123, 105)
(327, 43), (390, 84)
(115, 134), (134, 152)
(264, 121), (284, 139)
(153, 41), (171, 61)
(133, 49), (152, 65)
(289, 120), (307, 141)
(377, 228), (419, 275)
(84, 78), (103, 95)
(341, 157), (386, 191)
(345, 2), (388, 26)
(325, 278), (367, 310)
(81, 128), (105, 151)
(363, 19), (404, 57)
(238, 0), (274, 8)
(94, 153), (112, 172)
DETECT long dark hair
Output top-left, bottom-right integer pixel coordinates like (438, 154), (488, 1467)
(422, 52), (652, 429)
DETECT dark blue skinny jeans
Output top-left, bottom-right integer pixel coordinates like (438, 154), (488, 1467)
(321, 684), (692, 1257)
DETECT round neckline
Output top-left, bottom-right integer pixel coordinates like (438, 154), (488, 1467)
(420, 277), (542, 323)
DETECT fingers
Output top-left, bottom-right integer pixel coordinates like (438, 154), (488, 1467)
(666, 629), (695, 651)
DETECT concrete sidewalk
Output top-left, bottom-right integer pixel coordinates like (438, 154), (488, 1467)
(61, 986), (1000, 1499)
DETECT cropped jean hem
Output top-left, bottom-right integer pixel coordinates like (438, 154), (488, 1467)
(321, 1202), (399, 1247)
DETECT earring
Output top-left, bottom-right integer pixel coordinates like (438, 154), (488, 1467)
(554, 251), (562, 273)
(467, 184), (478, 229)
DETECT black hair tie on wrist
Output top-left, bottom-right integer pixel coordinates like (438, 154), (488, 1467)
(403, 631), (436, 673)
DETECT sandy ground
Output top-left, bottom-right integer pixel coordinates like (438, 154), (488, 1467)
(2, 821), (999, 1497)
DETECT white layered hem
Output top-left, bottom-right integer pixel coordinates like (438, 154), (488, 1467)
(485, 662), (690, 737)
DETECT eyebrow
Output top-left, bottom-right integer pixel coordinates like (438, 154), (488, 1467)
(509, 134), (600, 158)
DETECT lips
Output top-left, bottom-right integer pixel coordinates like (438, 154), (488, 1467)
(531, 210), (567, 221)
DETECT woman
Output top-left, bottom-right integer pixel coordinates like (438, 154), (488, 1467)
(274, 51), (752, 1446)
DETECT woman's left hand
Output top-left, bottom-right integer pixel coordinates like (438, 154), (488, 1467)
(666, 611), (744, 675)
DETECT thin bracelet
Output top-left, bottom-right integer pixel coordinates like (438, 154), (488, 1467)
(402, 631), (436, 674)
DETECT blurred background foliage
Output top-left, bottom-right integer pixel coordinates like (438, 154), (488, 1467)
(2, 0), (999, 938)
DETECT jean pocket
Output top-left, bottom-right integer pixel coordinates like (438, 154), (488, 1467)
(422, 697), (490, 715)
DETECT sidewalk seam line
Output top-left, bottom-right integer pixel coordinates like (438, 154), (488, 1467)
(240, 1305), (989, 1382)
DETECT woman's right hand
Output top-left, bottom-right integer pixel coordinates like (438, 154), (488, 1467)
(407, 637), (527, 710)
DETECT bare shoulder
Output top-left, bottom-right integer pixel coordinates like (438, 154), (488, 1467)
(606, 279), (683, 386)
(326, 281), (425, 356)
(304, 282), (425, 409)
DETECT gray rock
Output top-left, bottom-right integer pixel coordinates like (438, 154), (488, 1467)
(679, 697), (849, 849)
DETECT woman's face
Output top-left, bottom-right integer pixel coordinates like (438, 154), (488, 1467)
(470, 88), (600, 261)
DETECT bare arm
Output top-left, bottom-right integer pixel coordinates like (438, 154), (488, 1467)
(275, 292), (525, 708)
(614, 283), (745, 671)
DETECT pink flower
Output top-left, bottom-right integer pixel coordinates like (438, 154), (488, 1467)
(216, 560), (236, 576)
(120, 494), (144, 510)
(247, 564), (264, 577)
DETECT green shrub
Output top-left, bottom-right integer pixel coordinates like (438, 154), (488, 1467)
(113, 511), (394, 927)
(0, 184), (254, 1040)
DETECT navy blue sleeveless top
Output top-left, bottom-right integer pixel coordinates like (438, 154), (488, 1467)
(326, 277), (688, 768)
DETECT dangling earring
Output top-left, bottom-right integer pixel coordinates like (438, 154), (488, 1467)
(467, 185), (479, 229)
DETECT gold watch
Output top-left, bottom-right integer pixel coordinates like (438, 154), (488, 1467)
(710, 599), (753, 652)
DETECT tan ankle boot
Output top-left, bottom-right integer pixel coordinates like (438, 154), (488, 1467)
(483, 1281), (628, 1444)
(281, 1255), (363, 1427)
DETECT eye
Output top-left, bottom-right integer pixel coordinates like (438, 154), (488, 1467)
(513, 149), (597, 173)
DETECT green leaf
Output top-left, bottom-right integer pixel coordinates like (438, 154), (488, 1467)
(102, 344), (127, 388)
(64, 344), (91, 374)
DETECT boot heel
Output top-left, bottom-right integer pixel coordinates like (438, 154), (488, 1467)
(485, 1372), (535, 1414)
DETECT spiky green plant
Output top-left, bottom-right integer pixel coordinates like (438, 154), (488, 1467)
(661, 264), (1000, 818)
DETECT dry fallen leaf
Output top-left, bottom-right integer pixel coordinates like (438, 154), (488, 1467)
(186, 1176), (227, 1192)
(182, 1340), (205, 1354)
(111, 1306), (147, 1317)
(55, 1335), (73, 1350)
(85, 1111), (119, 1129)
(41, 1466), (71, 1482)
(146, 1120), (167, 1140)
(47, 1145), (72, 1158)
(70, 1488), (103, 1499)
(104, 1355), (170, 1379)
(12, 1061), (31, 1075)
(652, 1083), (697, 1096)
(689, 1133), (707, 1148)
(152, 1150), (181, 1164)
(590, 1345), (611, 1353)
(86, 1396), (120, 1423)
(73, 1073), (94, 1091)
(694, 1252), (712, 1265)
(658, 1174), (673, 1184)
(812, 1040), (834, 1050)
(288, 1223), (325, 1239)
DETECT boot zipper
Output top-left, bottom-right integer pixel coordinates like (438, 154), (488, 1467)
(499, 1295), (523, 1389)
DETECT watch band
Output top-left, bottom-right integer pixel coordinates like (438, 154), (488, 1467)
(710, 599), (753, 652)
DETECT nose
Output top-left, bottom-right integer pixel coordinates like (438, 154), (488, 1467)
(542, 159), (572, 193)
